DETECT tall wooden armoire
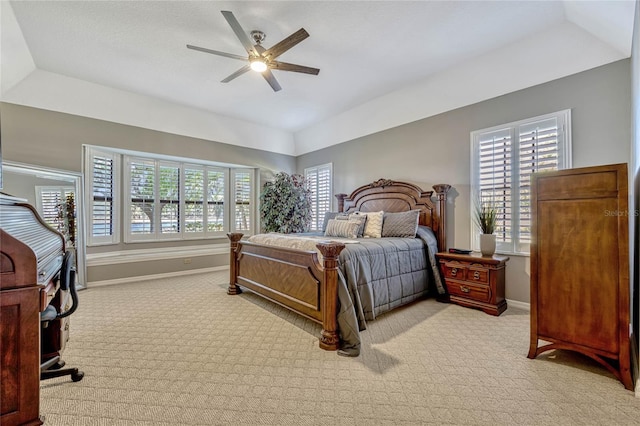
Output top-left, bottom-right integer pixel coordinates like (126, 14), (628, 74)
(528, 163), (633, 390)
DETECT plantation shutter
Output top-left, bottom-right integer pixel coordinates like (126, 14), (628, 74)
(129, 158), (155, 236)
(477, 128), (512, 247)
(91, 155), (113, 237)
(232, 169), (253, 233)
(184, 167), (205, 234)
(517, 117), (561, 251)
(207, 168), (226, 233)
(306, 168), (319, 229)
(471, 109), (570, 254)
(36, 186), (75, 244)
(305, 163), (332, 231)
(159, 163), (180, 235)
(37, 188), (64, 227)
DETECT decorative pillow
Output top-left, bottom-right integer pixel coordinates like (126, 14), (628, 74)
(382, 210), (420, 238)
(322, 212), (341, 232)
(347, 213), (367, 238)
(324, 219), (360, 239)
(355, 211), (384, 238)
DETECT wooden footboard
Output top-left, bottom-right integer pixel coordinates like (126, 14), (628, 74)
(227, 232), (345, 351)
(226, 179), (450, 352)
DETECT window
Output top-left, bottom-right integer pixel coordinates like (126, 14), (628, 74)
(231, 169), (254, 234)
(85, 146), (256, 245)
(126, 158), (183, 240)
(470, 110), (571, 254)
(85, 147), (120, 245)
(36, 185), (74, 231)
(305, 163), (332, 231)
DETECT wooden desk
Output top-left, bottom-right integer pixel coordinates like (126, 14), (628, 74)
(0, 230), (44, 426)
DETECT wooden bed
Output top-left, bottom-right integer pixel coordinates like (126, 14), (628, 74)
(227, 179), (450, 351)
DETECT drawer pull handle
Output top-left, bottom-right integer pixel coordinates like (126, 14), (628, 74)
(460, 285), (470, 293)
(451, 268), (458, 277)
(473, 271), (480, 280)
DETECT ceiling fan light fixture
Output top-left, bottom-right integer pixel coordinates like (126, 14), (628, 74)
(187, 11), (319, 91)
(250, 59), (267, 73)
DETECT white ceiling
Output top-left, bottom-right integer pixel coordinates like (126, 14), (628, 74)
(1, 1), (636, 156)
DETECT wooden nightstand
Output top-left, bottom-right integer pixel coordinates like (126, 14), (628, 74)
(436, 252), (509, 316)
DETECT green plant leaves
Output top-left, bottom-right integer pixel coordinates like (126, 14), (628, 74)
(259, 172), (313, 233)
(473, 199), (497, 235)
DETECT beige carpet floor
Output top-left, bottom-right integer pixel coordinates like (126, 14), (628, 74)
(40, 270), (640, 425)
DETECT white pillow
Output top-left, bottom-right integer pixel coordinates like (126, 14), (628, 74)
(355, 211), (384, 238)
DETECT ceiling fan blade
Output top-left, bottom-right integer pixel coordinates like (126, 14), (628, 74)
(221, 65), (251, 83)
(186, 44), (247, 61)
(262, 69), (282, 92)
(270, 61), (320, 75)
(221, 10), (258, 57)
(263, 28), (309, 60)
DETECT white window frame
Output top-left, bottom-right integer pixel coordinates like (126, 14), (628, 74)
(182, 165), (230, 238)
(124, 157), (182, 243)
(125, 157), (244, 243)
(85, 147), (120, 246)
(35, 185), (75, 231)
(85, 146), (257, 245)
(305, 163), (333, 231)
(230, 168), (255, 235)
(470, 110), (572, 255)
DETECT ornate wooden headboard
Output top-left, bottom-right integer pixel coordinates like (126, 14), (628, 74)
(335, 179), (450, 252)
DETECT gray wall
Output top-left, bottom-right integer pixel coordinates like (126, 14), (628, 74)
(0, 103), (296, 281)
(297, 59), (632, 304)
(0, 103), (295, 175)
(1, 171), (74, 206)
(1, 60), (632, 295)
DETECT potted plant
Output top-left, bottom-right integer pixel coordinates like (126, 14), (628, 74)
(473, 199), (497, 256)
(260, 172), (312, 233)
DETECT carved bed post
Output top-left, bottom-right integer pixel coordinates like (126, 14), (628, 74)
(432, 184), (451, 253)
(227, 233), (243, 295)
(316, 242), (345, 351)
(335, 193), (347, 213)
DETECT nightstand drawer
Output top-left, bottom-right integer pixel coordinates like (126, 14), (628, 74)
(446, 280), (490, 303)
(443, 262), (467, 280)
(466, 266), (489, 284)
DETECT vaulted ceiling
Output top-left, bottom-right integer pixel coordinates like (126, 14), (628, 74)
(1, 1), (636, 156)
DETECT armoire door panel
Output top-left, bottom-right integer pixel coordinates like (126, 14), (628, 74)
(537, 199), (618, 353)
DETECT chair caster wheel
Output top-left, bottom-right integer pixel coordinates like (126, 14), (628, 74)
(51, 361), (66, 370)
(71, 371), (84, 382)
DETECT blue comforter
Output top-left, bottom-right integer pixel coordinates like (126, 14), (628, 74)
(335, 226), (444, 356)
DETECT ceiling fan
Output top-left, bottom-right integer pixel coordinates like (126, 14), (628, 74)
(187, 10), (320, 92)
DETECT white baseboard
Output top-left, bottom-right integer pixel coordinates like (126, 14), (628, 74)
(87, 265), (229, 288)
(506, 299), (530, 311)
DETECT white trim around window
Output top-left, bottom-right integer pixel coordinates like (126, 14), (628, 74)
(84, 145), (257, 245)
(304, 163), (333, 231)
(470, 109), (572, 255)
(85, 146), (120, 246)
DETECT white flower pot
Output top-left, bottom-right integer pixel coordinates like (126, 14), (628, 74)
(480, 234), (496, 257)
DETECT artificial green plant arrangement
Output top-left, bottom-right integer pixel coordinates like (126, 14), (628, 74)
(56, 192), (76, 248)
(260, 172), (312, 233)
(473, 198), (497, 235)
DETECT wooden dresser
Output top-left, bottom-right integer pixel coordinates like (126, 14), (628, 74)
(436, 252), (509, 316)
(528, 163), (633, 390)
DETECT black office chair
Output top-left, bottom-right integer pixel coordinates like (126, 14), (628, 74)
(40, 250), (84, 382)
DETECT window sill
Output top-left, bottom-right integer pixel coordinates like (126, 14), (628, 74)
(86, 243), (229, 267)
